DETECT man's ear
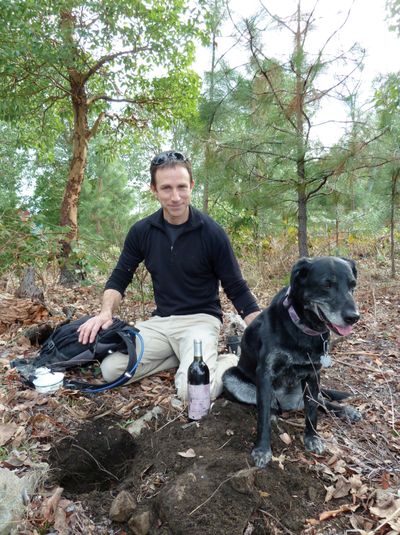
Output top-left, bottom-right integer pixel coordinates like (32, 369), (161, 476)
(290, 257), (312, 287)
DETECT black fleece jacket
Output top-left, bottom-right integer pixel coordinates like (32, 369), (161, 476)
(105, 206), (260, 322)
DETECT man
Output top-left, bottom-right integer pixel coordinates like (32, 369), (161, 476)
(78, 150), (260, 400)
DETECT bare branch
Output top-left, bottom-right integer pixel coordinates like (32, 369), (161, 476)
(83, 46), (151, 82)
(87, 112), (105, 139)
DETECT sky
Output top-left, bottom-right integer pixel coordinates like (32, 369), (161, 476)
(196, 0), (400, 144)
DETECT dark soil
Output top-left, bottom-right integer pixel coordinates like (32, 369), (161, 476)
(48, 419), (138, 493)
(48, 399), (334, 534)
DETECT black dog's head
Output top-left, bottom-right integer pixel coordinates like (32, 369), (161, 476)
(289, 256), (359, 336)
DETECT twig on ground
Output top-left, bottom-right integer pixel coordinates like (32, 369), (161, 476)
(189, 475), (235, 515)
(372, 505), (400, 533)
(156, 410), (185, 432)
(72, 444), (119, 481)
(334, 358), (381, 373)
(259, 509), (296, 535)
(216, 437), (233, 450)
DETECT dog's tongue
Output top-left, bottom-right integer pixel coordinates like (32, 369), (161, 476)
(331, 323), (353, 336)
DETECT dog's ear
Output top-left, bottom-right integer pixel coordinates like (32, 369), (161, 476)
(290, 257), (313, 286)
(340, 257), (357, 279)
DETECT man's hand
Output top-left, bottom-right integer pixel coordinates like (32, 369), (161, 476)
(78, 288), (122, 344)
(243, 310), (261, 326)
(77, 313), (113, 344)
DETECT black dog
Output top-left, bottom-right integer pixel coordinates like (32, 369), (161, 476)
(223, 256), (361, 468)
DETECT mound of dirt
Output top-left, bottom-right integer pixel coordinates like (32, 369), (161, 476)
(49, 399), (331, 534)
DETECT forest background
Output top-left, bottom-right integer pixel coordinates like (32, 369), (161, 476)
(0, 0), (399, 293)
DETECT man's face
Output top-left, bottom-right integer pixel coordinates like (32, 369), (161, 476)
(151, 165), (194, 225)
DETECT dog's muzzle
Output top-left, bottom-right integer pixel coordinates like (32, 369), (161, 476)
(315, 305), (359, 336)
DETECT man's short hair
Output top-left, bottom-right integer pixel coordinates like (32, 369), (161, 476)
(150, 150), (193, 187)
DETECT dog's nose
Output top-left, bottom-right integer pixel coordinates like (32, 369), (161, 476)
(344, 312), (360, 325)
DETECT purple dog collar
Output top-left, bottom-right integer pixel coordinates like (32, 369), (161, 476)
(283, 287), (328, 337)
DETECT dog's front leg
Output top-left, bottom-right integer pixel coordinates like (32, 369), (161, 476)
(251, 358), (272, 468)
(302, 376), (325, 455)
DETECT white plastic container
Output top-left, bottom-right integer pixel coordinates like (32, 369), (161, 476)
(33, 370), (64, 393)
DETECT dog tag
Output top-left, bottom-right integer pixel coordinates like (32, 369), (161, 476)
(320, 338), (332, 368)
(320, 353), (332, 368)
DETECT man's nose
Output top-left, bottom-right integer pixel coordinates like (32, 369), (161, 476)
(171, 189), (180, 200)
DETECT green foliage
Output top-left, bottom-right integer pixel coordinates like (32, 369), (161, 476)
(0, 209), (64, 275)
(0, 123), (30, 209)
(0, 0), (209, 147)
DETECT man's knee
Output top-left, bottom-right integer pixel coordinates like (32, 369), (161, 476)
(100, 352), (128, 382)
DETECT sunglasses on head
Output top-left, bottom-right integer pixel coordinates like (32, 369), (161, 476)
(151, 151), (189, 166)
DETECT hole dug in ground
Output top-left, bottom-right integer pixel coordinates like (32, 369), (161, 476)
(49, 418), (137, 494)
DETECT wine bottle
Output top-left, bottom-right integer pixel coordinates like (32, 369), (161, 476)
(187, 339), (210, 420)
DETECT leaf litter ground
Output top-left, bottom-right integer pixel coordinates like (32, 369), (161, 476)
(0, 262), (399, 534)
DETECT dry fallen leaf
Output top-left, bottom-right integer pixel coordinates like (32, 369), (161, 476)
(272, 453), (285, 470)
(41, 486), (64, 523)
(325, 475), (351, 501)
(177, 448), (196, 458)
(369, 494), (400, 523)
(319, 503), (358, 521)
(349, 474), (370, 501)
(279, 432), (292, 445)
(0, 422), (18, 446)
(305, 517), (320, 527)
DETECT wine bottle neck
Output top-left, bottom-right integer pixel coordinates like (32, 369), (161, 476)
(193, 339), (203, 358)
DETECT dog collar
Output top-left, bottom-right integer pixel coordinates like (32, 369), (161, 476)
(283, 287), (329, 337)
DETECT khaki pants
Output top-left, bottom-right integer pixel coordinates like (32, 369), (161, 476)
(100, 313), (238, 400)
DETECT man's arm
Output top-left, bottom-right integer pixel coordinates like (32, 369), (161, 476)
(243, 310), (261, 326)
(78, 223), (144, 344)
(78, 289), (123, 344)
(210, 224), (261, 320)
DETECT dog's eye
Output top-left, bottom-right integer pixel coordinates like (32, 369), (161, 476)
(324, 281), (333, 289)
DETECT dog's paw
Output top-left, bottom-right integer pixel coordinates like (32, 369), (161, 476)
(342, 406), (362, 422)
(251, 447), (272, 468)
(304, 435), (325, 455)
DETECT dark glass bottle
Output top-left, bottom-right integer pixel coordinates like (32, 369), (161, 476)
(187, 339), (210, 420)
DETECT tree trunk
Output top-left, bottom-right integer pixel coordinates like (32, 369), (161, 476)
(59, 72), (89, 285)
(297, 176), (308, 257)
(295, 3), (308, 258)
(390, 170), (399, 279)
(203, 9), (218, 214)
(15, 266), (44, 302)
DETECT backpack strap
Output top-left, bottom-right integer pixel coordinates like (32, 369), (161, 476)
(64, 327), (144, 393)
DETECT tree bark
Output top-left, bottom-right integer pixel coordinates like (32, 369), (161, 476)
(297, 169), (308, 257)
(202, 5), (219, 215)
(15, 266), (44, 302)
(390, 170), (399, 279)
(295, 4), (308, 258)
(59, 71), (89, 285)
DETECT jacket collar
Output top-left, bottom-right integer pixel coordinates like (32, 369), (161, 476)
(149, 206), (203, 231)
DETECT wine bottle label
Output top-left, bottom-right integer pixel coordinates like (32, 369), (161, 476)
(188, 384), (211, 420)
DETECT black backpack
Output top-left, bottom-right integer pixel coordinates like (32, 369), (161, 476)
(11, 315), (143, 393)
